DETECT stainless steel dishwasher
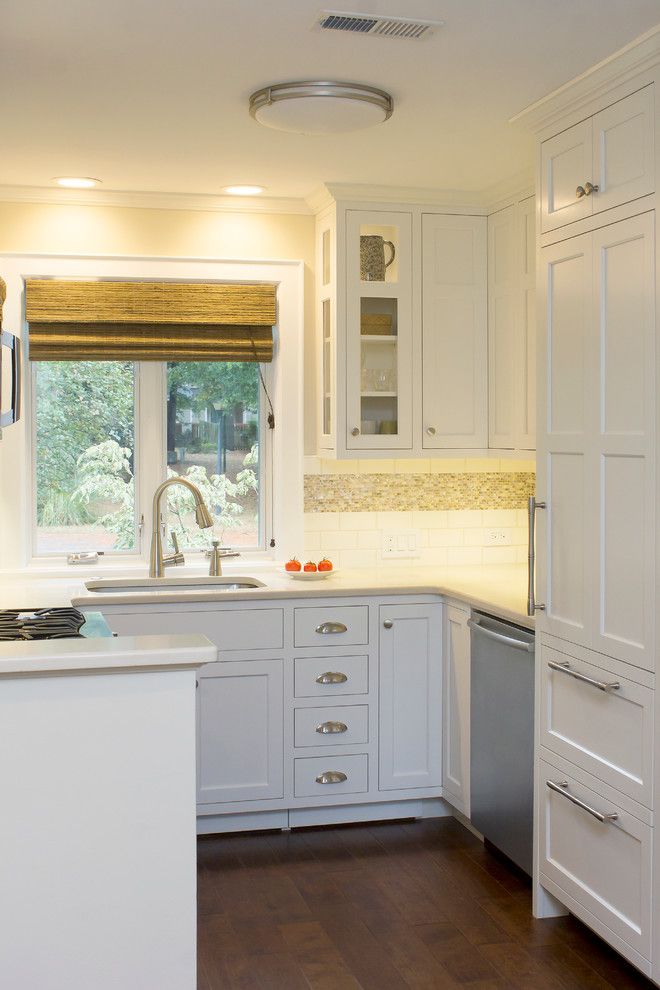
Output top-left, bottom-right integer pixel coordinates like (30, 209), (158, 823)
(468, 611), (535, 875)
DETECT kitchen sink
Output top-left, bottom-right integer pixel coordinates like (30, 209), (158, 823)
(84, 576), (266, 594)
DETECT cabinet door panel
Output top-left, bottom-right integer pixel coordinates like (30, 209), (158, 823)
(541, 119), (593, 231)
(442, 605), (470, 815)
(592, 214), (655, 669)
(422, 215), (487, 448)
(537, 236), (593, 645)
(379, 603), (443, 791)
(197, 659), (284, 805)
(488, 205), (517, 449)
(593, 87), (654, 214)
(518, 197), (536, 450)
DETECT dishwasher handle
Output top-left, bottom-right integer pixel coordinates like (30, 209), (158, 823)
(468, 617), (534, 653)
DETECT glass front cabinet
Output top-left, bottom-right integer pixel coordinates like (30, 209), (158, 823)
(315, 197), (490, 458)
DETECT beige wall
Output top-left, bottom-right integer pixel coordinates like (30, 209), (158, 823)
(0, 200), (317, 451)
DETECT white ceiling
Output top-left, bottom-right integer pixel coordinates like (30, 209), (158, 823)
(3, 1), (660, 202)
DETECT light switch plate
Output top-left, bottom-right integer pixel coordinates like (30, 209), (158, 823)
(382, 530), (420, 559)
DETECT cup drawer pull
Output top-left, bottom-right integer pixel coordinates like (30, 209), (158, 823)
(316, 720), (348, 734)
(315, 770), (348, 785)
(548, 659), (620, 693)
(315, 621), (348, 634)
(546, 779), (618, 824)
(316, 671), (348, 685)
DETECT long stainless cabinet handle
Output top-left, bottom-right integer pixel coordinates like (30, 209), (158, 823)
(528, 496), (546, 616)
(546, 780), (618, 824)
(316, 721), (348, 734)
(316, 671), (348, 684)
(467, 617), (534, 653)
(315, 621), (347, 634)
(548, 659), (620, 693)
(0, 331), (21, 428)
(315, 771), (347, 784)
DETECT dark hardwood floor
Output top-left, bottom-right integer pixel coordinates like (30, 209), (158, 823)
(197, 817), (654, 989)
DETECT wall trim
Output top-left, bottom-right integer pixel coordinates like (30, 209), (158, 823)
(0, 185), (313, 216)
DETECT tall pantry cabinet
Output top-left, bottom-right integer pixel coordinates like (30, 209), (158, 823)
(518, 36), (660, 983)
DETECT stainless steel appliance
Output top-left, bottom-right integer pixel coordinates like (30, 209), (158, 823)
(469, 611), (535, 875)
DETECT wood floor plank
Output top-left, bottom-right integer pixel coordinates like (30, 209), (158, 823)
(196, 821), (655, 990)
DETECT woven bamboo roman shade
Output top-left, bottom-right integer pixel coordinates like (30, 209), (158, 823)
(25, 279), (276, 362)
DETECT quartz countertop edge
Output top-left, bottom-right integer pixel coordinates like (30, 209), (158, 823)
(0, 633), (217, 676)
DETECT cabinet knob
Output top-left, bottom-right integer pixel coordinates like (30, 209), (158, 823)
(383, 619), (393, 629)
(584, 181), (599, 196)
(315, 770), (347, 785)
(351, 427), (360, 436)
(426, 426), (436, 436)
(316, 671), (348, 684)
(316, 720), (348, 734)
(576, 184), (586, 198)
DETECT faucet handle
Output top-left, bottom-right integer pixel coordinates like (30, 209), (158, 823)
(171, 531), (180, 554)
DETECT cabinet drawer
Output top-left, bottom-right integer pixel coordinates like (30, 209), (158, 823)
(294, 705), (369, 748)
(294, 655), (368, 698)
(540, 646), (653, 807)
(294, 754), (368, 798)
(293, 606), (369, 648)
(539, 758), (652, 958)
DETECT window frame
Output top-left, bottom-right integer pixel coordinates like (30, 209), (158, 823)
(0, 253), (303, 575)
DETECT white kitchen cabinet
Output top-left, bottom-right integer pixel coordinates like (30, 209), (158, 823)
(488, 196), (536, 450)
(197, 659), (284, 805)
(541, 87), (654, 232)
(442, 605), (471, 815)
(346, 209), (413, 450)
(537, 212), (655, 671)
(539, 755), (652, 964)
(422, 214), (488, 449)
(378, 602), (443, 791)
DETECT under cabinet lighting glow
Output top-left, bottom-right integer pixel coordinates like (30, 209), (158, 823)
(221, 185), (266, 196)
(53, 177), (101, 189)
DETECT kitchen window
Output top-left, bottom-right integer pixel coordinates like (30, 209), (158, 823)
(33, 359), (268, 556)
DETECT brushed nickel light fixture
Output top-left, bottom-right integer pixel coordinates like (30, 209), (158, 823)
(249, 81), (393, 135)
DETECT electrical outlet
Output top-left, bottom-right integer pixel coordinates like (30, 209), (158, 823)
(486, 529), (512, 546)
(382, 530), (420, 559)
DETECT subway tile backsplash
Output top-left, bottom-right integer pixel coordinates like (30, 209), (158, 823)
(302, 458), (535, 568)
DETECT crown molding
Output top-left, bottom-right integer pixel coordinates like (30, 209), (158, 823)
(510, 23), (660, 134)
(0, 185), (313, 216)
(482, 167), (535, 214)
(305, 181), (490, 213)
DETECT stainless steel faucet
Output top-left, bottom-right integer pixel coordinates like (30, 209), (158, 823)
(149, 477), (213, 578)
(206, 540), (241, 576)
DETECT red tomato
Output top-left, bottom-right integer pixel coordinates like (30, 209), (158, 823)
(317, 558), (333, 572)
(285, 557), (302, 572)
(303, 561), (317, 572)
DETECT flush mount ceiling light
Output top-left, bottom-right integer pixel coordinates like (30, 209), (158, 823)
(249, 81), (393, 135)
(53, 176), (101, 189)
(221, 184), (267, 196)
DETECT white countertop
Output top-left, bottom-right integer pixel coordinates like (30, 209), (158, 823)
(0, 633), (217, 676)
(0, 563), (532, 629)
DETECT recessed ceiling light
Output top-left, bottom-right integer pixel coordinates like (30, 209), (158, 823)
(221, 185), (266, 196)
(53, 177), (101, 189)
(249, 81), (393, 135)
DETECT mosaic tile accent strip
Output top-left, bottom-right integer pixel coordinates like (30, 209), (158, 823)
(304, 472), (535, 513)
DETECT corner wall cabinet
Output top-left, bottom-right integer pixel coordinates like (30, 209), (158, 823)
(315, 198), (496, 457)
(488, 196), (536, 450)
(522, 55), (659, 984)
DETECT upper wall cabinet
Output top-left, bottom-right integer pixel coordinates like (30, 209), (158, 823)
(422, 215), (488, 449)
(346, 210), (413, 451)
(315, 198), (491, 458)
(541, 86), (654, 232)
(488, 197), (536, 450)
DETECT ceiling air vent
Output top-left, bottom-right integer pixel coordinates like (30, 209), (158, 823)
(317, 11), (443, 40)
